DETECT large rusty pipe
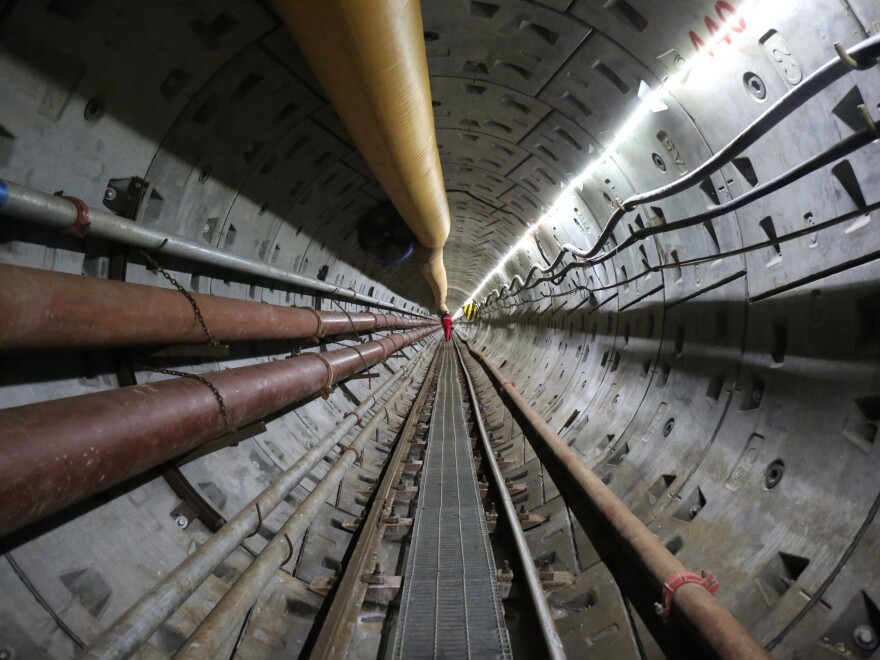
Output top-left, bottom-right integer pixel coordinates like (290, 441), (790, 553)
(175, 349), (435, 659)
(0, 327), (438, 536)
(0, 263), (431, 350)
(81, 349), (429, 660)
(274, 0), (451, 311)
(465, 342), (769, 660)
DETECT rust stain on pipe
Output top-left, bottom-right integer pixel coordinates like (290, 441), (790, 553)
(465, 342), (769, 660)
(0, 327), (438, 536)
(0, 263), (432, 350)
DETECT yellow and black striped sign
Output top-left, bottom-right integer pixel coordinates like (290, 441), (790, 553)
(461, 301), (479, 321)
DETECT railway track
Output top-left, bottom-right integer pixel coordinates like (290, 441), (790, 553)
(304, 340), (564, 659)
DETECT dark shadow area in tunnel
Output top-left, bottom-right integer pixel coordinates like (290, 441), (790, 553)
(0, 7), (438, 311)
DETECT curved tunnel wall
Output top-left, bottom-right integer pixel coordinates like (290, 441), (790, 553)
(0, 0), (879, 657)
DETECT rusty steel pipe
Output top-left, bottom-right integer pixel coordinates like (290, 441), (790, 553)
(0, 263), (432, 350)
(0, 327), (437, 536)
(465, 342), (769, 660)
(175, 349), (435, 659)
(80, 348), (430, 660)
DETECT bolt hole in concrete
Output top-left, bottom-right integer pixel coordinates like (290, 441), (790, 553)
(854, 624), (878, 651)
(83, 97), (104, 122)
(652, 152), (667, 173)
(743, 72), (767, 101)
(662, 418), (675, 437)
(765, 460), (784, 489)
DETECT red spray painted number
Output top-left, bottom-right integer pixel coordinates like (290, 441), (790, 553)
(689, 1), (747, 56)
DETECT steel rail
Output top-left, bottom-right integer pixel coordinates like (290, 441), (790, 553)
(464, 341), (770, 660)
(307, 342), (442, 658)
(78, 353), (425, 660)
(174, 343), (437, 658)
(0, 327), (437, 536)
(453, 339), (566, 660)
(0, 179), (428, 318)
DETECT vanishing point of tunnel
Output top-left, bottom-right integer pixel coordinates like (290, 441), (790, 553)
(0, 0), (879, 658)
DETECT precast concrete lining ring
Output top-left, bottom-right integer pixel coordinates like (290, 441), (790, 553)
(3, 2), (880, 658)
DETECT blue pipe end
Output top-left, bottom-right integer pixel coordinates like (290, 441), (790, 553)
(0, 180), (7, 209)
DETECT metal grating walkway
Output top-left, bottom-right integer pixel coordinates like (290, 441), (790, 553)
(393, 343), (511, 659)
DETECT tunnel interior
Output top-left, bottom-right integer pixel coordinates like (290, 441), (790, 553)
(1, 0), (880, 658)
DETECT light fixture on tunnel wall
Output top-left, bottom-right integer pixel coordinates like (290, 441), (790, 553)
(357, 203), (417, 265)
(453, 0), (760, 318)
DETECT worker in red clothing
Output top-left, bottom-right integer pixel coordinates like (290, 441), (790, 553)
(441, 311), (453, 341)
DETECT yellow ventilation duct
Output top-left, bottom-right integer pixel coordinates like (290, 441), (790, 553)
(274, 0), (450, 312)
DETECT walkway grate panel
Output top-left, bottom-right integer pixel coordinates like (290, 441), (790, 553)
(393, 344), (511, 659)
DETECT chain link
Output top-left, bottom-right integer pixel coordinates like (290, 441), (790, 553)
(331, 298), (358, 334)
(137, 364), (235, 434)
(140, 249), (219, 347)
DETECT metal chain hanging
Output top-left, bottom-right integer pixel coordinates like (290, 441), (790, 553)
(331, 298), (358, 335)
(136, 364), (235, 434)
(140, 249), (219, 347)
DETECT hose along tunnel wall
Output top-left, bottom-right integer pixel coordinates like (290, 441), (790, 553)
(0, 1), (879, 658)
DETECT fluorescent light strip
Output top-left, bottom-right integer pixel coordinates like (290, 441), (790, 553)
(454, 0), (760, 319)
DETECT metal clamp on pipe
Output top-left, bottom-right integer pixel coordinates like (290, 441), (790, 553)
(58, 195), (90, 238)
